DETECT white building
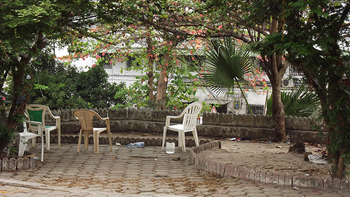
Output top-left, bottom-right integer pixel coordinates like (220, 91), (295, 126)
(56, 46), (302, 115)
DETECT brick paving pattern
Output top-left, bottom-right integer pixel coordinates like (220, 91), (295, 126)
(0, 144), (350, 196)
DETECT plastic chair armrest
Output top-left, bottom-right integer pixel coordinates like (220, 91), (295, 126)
(165, 115), (182, 127)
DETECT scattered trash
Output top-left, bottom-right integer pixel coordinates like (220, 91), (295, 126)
(126, 142), (145, 148)
(308, 155), (327, 165)
(33, 156), (39, 160)
(115, 142), (121, 146)
(229, 138), (236, 141)
(286, 135), (290, 145)
(276, 146), (282, 148)
(173, 157), (181, 161)
(305, 174), (309, 176)
(293, 187), (299, 190)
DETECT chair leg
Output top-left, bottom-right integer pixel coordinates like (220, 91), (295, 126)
(46, 130), (50, 150)
(58, 127), (61, 148)
(77, 129), (82, 153)
(40, 136), (44, 162)
(193, 128), (199, 147)
(18, 137), (26, 157)
(93, 131), (99, 154)
(162, 127), (167, 150)
(84, 131), (89, 151)
(178, 132), (182, 147)
(180, 131), (186, 152)
(31, 130), (37, 147)
(107, 130), (112, 152)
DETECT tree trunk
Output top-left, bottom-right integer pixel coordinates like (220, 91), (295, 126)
(156, 52), (170, 110)
(270, 78), (286, 142)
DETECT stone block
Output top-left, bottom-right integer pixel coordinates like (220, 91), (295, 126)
(224, 164), (235, 177)
(203, 142), (211, 150)
(17, 158), (24, 170)
(219, 113), (234, 126)
(266, 172), (273, 184)
(324, 178), (332, 190)
(23, 157), (30, 169)
(293, 176), (300, 187)
(307, 177), (315, 189)
(188, 139), (195, 147)
(260, 171), (266, 183)
(2, 158), (8, 171)
(233, 165), (242, 178)
(254, 115), (274, 128)
(285, 175), (292, 187)
(9, 158), (16, 171)
(315, 177), (324, 189)
(249, 169), (255, 181)
(30, 157), (35, 169)
(255, 170), (261, 183)
(144, 138), (151, 146)
(120, 138), (126, 145)
(300, 176), (308, 188)
(211, 140), (220, 149)
(217, 163), (226, 177)
(207, 160), (216, 174)
(240, 167), (249, 180)
(341, 179), (349, 190)
(156, 138), (162, 146)
(272, 173), (279, 184)
(188, 150), (195, 165)
(278, 174), (285, 186)
(333, 178), (341, 190)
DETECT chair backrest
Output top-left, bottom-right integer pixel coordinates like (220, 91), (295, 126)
(25, 104), (48, 129)
(182, 102), (202, 130)
(73, 109), (101, 131)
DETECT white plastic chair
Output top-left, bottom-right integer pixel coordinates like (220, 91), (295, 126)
(162, 102), (202, 152)
(73, 109), (112, 153)
(18, 121), (44, 162)
(25, 104), (61, 150)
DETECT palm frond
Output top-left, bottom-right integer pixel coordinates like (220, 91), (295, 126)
(202, 37), (254, 113)
(266, 86), (320, 117)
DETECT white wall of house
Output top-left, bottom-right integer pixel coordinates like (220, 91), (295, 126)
(104, 61), (142, 86)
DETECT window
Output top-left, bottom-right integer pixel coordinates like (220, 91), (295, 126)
(126, 56), (140, 68)
(100, 53), (113, 69)
(247, 105), (264, 115)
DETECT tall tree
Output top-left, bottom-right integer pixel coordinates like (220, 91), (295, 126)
(278, 0), (350, 178)
(0, 0), (100, 153)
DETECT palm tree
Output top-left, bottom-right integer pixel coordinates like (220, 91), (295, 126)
(202, 38), (254, 114)
(266, 85), (320, 117)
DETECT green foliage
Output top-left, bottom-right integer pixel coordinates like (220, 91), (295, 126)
(30, 57), (126, 110)
(266, 85), (320, 117)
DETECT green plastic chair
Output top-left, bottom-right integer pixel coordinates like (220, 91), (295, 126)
(25, 104), (61, 150)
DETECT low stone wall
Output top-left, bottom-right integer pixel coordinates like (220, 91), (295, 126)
(45, 108), (325, 144)
(190, 141), (349, 190)
(0, 157), (36, 171)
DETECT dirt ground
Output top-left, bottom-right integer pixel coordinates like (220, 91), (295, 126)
(197, 139), (340, 179)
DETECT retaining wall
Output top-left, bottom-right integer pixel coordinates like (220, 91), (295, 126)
(46, 108), (325, 144)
